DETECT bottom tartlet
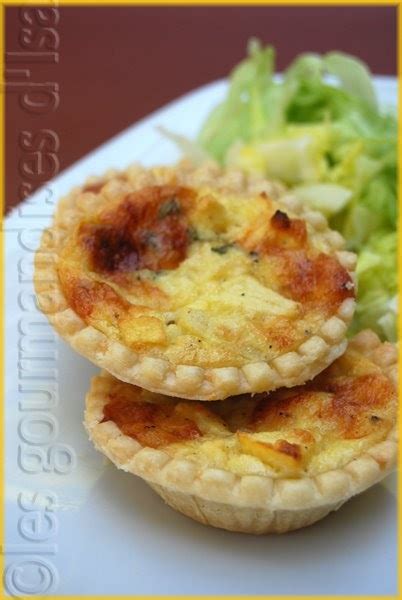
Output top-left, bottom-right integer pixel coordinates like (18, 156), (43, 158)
(84, 330), (397, 534)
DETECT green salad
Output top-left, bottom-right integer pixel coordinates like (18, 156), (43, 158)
(197, 40), (397, 341)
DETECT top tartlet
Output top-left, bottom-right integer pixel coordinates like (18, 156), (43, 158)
(34, 161), (356, 400)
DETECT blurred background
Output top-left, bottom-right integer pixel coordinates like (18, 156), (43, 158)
(5, 5), (397, 212)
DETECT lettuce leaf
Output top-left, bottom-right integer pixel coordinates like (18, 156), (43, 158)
(198, 41), (397, 340)
(352, 232), (398, 341)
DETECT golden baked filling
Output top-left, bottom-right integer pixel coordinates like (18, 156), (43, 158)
(80, 185), (193, 274)
(98, 336), (396, 478)
(57, 179), (354, 368)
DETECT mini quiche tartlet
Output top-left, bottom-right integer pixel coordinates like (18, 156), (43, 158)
(35, 161), (356, 400)
(85, 330), (397, 534)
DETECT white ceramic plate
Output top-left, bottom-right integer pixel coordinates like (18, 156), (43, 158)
(5, 76), (397, 596)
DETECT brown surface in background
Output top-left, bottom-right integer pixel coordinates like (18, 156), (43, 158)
(5, 5), (397, 213)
